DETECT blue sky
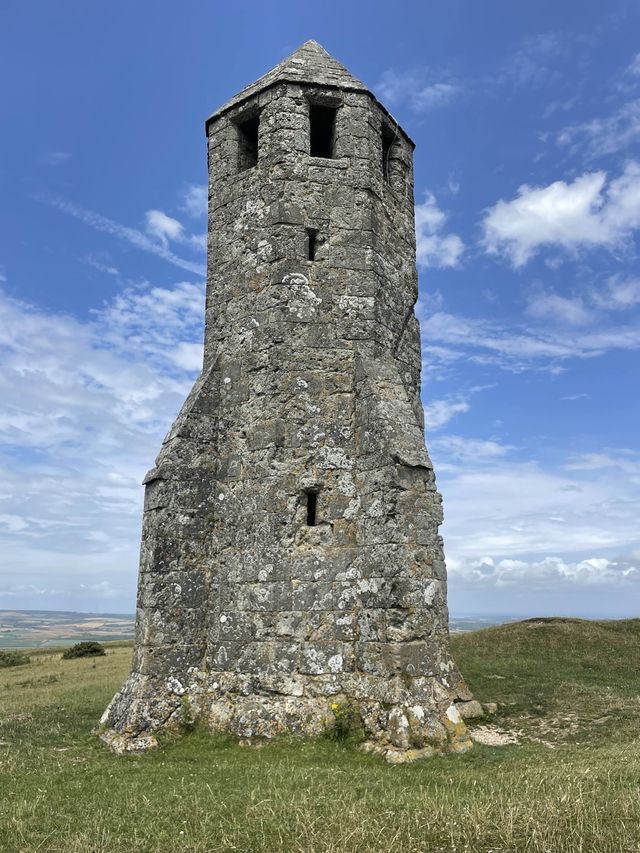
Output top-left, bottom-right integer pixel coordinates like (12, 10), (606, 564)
(1, 1), (639, 617)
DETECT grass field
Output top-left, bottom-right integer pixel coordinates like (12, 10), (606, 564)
(1, 619), (639, 852)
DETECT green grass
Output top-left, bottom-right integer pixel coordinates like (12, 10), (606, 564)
(1, 619), (640, 852)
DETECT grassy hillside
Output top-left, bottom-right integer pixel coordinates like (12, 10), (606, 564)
(1, 619), (639, 852)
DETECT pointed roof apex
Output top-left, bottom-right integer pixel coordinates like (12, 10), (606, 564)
(269, 39), (368, 91)
(207, 40), (369, 124)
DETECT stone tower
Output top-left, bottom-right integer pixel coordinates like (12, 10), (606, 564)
(101, 41), (473, 759)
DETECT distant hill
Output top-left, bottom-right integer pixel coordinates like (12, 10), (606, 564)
(0, 609), (135, 648)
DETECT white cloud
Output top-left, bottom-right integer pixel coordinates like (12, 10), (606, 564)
(181, 184), (208, 218)
(428, 433), (640, 616)
(423, 385), (495, 433)
(483, 162), (640, 267)
(415, 192), (464, 268)
(448, 555), (639, 588)
(171, 341), (204, 371)
(434, 455), (640, 561)
(377, 69), (461, 113)
(0, 280), (204, 611)
(144, 205), (206, 254)
(542, 96), (579, 120)
(145, 209), (184, 246)
(424, 398), (470, 430)
(96, 281), (205, 372)
(47, 197), (206, 275)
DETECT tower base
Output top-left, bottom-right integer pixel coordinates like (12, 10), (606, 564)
(99, 668), (474, 761)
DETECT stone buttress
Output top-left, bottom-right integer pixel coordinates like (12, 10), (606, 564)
(101, 41), (474, 760)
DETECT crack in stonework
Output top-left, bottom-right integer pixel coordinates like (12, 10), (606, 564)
(392, 302), (415, 358)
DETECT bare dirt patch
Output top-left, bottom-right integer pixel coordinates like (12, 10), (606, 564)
(470, 725), (520, 746)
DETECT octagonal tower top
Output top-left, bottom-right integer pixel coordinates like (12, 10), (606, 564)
(205, 39), (413, 148)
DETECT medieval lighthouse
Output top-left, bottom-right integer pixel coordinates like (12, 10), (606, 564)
(101, 41), (473, 760)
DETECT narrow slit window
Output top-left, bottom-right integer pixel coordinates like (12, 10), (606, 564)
(307, 229), (318, 261)
(381, 124), (396, 184)
(309, 105), (337, 158)
(306, 491), (318, 527)
(236, 114), (259, 172)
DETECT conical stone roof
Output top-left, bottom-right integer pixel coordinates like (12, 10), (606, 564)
(207, 40), (375, 124)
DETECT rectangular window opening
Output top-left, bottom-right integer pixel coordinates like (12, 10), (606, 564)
(307, 229), (318, 261)
(309, 105), (337, 158)
(306, 491), (318, 527)
(381, 124), (396, 184)
(236, 114), (259, 172)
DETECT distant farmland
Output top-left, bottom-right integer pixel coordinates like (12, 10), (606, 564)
(0, 610), (135, 648)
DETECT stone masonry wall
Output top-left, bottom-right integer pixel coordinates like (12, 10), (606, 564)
(101, 46), (473, 761)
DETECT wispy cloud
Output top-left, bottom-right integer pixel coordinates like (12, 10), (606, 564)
(626, 52), (640, 78)
(377, 68), (461, 114)
(495, 32), (565, 89)
(565, 450), (640, 477)
(421, 306), (640, 374)
(0, 279), (204, 610)
(591, 275), (640, 311)
(435, 453), (640, 562)
(525, 289), (593, 326)
(378, 32), (566, 118)
(46, 197), (206, 275)
(558, 98), (640, 159)
(429, 437), (640, 612)
(181, 184), (208, 218)
(42, 151), (71, 166)
(82, 255), (120, 276)
(431, 435), (513, 462)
